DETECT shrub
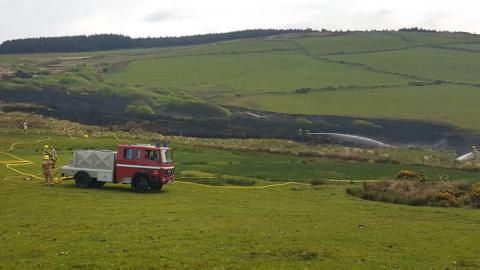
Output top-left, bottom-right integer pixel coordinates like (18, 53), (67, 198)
(184, 178), (256, 186)
(15, 70), (33, 78)
(125, 102), (156, 117)
(346, 186), (364, 197)
(310, 179), (326, 186)
(375, 157), (400, 164)
(224, 178), (256, 186)
(396, 170), (417, 180)
(57, 74), (89, 86)
(295, 117), (313, 126)
(347, 180), (480, 208)
(10, 78), (27, 84)
(433, 192), (458, 206)
(352, 119), (382, 129)
(165, 101), (231, 118)
(294, 87), (311, 94)
(396, 170), (426, 182)
(189, 178), (224, 186)
(461, 161), (480, 172)
(471, 183), (480, 208)
(322, 85), (337, 91)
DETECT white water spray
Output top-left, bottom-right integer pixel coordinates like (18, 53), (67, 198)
(307, 132), (392, 148)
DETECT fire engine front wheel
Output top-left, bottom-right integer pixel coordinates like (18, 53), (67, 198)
(75, 172), (91, 188)
(132, 176), (150, 193)
(150, 182), (163, 191)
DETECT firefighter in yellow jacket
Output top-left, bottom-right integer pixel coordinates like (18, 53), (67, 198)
(43, 144), (58, 168)
(41, 155), (54, 186)
(43, 145), (50, 155)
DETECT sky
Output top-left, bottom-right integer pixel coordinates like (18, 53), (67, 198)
(0, 0), (479, 42)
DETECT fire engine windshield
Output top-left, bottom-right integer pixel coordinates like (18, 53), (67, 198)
(145, 149), (160, 161)
(161, 149), (173, 163)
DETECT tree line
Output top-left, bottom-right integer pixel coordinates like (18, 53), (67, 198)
(399, 27), (447, 33)
(0, 29), (315, 54)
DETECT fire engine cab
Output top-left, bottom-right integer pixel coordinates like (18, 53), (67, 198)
(60, 143), (175, 193)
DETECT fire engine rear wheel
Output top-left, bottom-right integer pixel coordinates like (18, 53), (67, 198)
(92, 180), (105, 188)
(75, 172), (91, 188)
(132, 176), (150, 193)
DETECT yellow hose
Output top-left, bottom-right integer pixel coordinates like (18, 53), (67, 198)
(1, 138), (63, 182)
(174, 180), (311, 189)
(1, 134), (130, 184)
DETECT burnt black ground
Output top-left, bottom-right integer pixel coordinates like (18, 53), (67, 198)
(1, 88), (478, 152)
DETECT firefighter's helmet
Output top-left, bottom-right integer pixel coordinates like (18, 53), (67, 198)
(44, 145), (49, 149)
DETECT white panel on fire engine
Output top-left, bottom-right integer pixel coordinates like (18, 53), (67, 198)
(75, 151), (94, 169)
(93, 151), (116, 170)
(97, 171), (113, 182)
(74, 150), (116, 169)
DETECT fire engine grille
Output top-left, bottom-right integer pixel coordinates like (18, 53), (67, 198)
(163, 169), (175, 175)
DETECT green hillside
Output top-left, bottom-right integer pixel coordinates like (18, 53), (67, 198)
(293, 32), (411, 55)
(441, 43), (480, 52)
(327, 47), (480, 83)
(225, 84), (480, 130)
(2, 31), (480, 132)
(105, 31), (480, 131)
(108, 51), (409, 94)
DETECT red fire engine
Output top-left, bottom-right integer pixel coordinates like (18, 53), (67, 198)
(61, 143), (175, 193)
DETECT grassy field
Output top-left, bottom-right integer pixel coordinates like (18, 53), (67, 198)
(327, 47), (480, 84)
(1, 133), (478, 182)
(223, 84), (480, 131)
(293, 32), (411, 55)
(441, 43), (480, 52)
(107, 50), (409, 95)
(389, 31), (480, 46)
(1, 134), (480, 269)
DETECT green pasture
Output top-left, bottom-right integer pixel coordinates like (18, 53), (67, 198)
(107, 51), (409, 95)
(294, 32), (411, 55)
(1, 134), (480, 269)
(224, 84), (480, 131)
(327, 47), (480, 84)
(440, 43), (480, 52)
(394, 31), (480, 46)
(172, 136), (459, 168)
(172, 38), (295, 55)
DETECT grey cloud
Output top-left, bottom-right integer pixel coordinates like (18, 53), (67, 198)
(377, 8), (393, 16)
(144, 11), (185, 23)
(347, 8), (396, 30)
(1, 0), (479, 42)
